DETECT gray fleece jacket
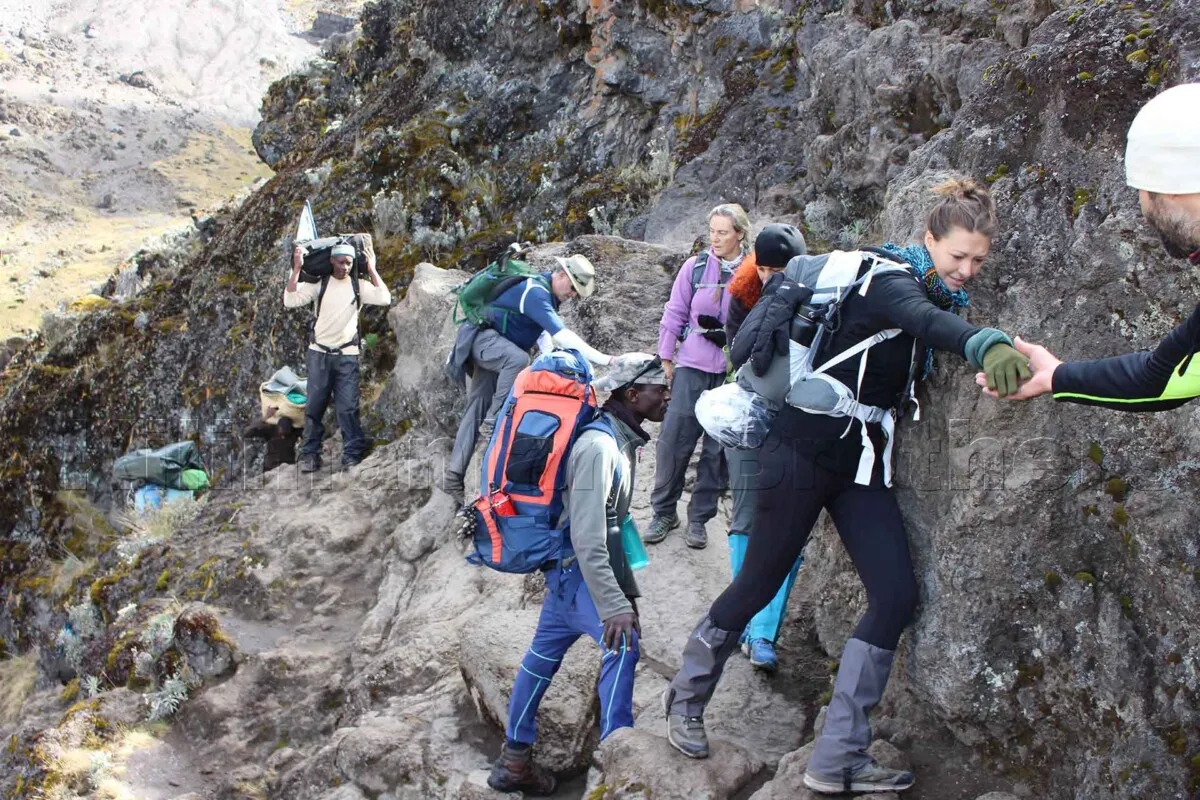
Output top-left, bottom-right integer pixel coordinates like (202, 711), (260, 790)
(559, 412), (643, 621)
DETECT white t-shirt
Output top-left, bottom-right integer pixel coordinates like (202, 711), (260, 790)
(284, 275), (391, 355)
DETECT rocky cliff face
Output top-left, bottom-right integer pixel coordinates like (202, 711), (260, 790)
(2, 0), (1199, 798)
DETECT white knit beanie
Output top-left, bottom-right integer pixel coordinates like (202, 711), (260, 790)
(330, 243), (356, 258)
(1125, 83), (1200, 194)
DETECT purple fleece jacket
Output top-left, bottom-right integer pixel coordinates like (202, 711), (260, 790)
(656, 249), (735, 376)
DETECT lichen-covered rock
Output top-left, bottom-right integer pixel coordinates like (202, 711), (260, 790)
(2, 0), (1199, 799)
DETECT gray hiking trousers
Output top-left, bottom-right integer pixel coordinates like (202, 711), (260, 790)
(447, 329), (531, 481)
(724, 445), (760, 534)
(650, 366), (726, 524)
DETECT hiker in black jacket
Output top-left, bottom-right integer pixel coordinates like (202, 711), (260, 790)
(664, 178), (1030, 796)
(977, 83), (1200, 409)
(723, 224), (809, 673)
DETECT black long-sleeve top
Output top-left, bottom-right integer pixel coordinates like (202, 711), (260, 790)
(786, 271), (978, 436)
(726, 296), (752, 348)
(729, 259), (985, 475)
(1052, 302), (1200, 411)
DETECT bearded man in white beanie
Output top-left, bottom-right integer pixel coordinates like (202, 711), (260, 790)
(286, 241), (392, 472)
(979, 82), (1200, 408)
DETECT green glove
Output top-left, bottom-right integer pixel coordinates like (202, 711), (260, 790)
(982, 343), (1032, 397)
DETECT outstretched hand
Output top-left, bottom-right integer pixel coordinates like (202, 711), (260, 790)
(975, 336), (1060, 400)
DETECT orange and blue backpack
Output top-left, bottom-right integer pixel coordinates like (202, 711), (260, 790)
(466, 349), (619, 573)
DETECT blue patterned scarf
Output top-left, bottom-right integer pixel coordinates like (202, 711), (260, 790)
(879, 242), (969, 378)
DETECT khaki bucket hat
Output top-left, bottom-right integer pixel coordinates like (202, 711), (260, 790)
(554, 254), (597, 298)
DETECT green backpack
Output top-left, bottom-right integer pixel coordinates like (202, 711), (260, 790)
(452, 243), (539, 328)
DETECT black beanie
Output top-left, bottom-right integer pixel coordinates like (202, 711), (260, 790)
(754, 224), (807, 268)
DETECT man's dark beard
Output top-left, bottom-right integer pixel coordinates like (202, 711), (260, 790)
(1146, 196), (1200, 259)
(1159, 230), (1194, 260)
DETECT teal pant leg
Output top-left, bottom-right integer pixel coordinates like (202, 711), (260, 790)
(747, 553), (804, 643)
(728, 531), (749, 578)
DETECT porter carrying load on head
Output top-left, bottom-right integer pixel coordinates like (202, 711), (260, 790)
(285, 205), (392, 472)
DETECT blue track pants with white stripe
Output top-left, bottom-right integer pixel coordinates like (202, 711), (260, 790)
(505, 563), (639, 746)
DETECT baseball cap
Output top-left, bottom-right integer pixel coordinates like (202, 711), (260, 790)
(594, 354), (669, 392)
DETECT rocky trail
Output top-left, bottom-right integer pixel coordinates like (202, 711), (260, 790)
(1, 253), (1019, 799)
(1, 0), (1199, 797)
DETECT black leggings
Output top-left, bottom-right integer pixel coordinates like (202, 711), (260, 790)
(709, 413), (919, 651)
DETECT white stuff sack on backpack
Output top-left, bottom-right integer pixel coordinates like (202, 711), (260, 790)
(695, 382), (778, 450)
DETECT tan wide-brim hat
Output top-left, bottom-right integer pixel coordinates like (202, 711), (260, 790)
(554, 254), (597, 298)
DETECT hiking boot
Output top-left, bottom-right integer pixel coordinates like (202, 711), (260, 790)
(803, 759), (915, 794)
(486, 743), (557, 795)
(299, 454), (322, 474)
(643, 514), (680, 544)
(663, 689), (709, 759)
(746, 638), (778, 673)
(684, 521), (708, 549)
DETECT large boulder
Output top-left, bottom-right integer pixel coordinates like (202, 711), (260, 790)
(587, 727), (764, 800)
(459, 607), (602, 775)
(378, 262), (468, 435)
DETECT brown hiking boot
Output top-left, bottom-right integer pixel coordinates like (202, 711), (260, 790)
(486, 743), (557, 795)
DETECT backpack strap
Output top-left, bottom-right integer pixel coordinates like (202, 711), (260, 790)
(309, 270), (363, 351)
(561, 418), (623, 564)
(580, 416), (623, 501)
(812, 328), (902, 376)
(308, 275), (330, 344)
(315, 274), (330, 318)
(689, 256), (734, 293)
(483, 274), (550, 336)
(486, 274), (532, 305)
(680, 255), (734, 339)
(801, 252), (923, 487)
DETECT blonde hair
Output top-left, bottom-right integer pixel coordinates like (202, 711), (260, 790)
(707, 203), (752, 254)
(927, 177), (998, 241)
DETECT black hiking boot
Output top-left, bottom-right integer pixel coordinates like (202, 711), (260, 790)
(299, 454), (322, 474)
(486, 743), (557, 795)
